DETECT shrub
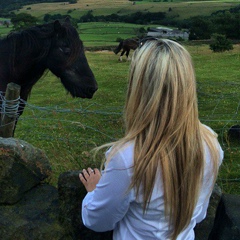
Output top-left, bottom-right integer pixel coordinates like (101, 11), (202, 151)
(209, 33), (233, 52)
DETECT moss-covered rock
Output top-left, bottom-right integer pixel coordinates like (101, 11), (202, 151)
(0, 137), (52, 204)
(0, 184), (70, 240)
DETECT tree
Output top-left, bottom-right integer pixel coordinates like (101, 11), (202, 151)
(79, 11), (95, 23)
(209, 33), (233, 52)
(211, 11), (240, 39)
(134, 27), (147, 38)
(11, 13), (37, 31)
(189, 16), (213, 40)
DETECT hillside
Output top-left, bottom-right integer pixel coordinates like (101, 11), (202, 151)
(14, 0), (240, 21)
(1, 0), (239, 42)
(0, 0), (65, 8)
(1, 0), (239, 19)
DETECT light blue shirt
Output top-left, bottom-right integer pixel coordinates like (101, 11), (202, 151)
(82, 133), (223, 239)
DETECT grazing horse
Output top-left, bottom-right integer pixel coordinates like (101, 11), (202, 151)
(113, 38), (139, 61)
(0, 18), (98, 134)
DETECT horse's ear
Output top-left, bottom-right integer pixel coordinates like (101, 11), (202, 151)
(53, 20), (62, 32)
(65, 17), (71, 24)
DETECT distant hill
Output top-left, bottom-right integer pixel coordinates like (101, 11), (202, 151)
(0, 0), (65, 9)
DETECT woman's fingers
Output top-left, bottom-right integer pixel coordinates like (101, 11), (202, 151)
(93, 168), (101, 176)
(79, 167), (101, 192)
(79, 167), (99, 183)
(88, 167), (94, 174)
(79, 172), (86, 182)
(79, 169), (89, 182)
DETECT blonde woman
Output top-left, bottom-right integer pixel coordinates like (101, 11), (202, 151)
(79, 39), (224, 240)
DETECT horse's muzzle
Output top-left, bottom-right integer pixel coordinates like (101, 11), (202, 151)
(86, 86), (98, 98)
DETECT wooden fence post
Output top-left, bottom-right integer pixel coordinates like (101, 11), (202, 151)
(0, 83), (21, 138)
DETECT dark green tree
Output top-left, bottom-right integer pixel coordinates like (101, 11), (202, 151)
(11, 13), (37, 31)
(134, 27), (147, 38)
(211, 11), (240, 39)
(209, 33), (233, 52)
(79, 11), (95, 22)
(189, 16), (213, 40)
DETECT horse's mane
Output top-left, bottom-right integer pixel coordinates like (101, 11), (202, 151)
(60, 21), (83, 64)
(6, 24), (54, 64)
(4, 21), (82, 73)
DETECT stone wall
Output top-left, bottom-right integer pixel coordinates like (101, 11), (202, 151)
(0, 137), (69, 239)
(0, 137), (239, 239)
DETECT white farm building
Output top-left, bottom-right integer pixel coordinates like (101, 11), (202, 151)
(147, 27), (189, 40)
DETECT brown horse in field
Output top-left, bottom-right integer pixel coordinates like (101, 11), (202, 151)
(113, 38), (139, 61)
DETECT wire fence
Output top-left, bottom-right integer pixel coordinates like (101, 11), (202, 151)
(0, 78), (239, 127)
(0, 81), (238, 146)
(0, 80), (239, 186)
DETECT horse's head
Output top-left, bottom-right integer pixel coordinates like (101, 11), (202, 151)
(46, 18), (98, 98)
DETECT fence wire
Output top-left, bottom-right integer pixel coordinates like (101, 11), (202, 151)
(0, 82), (239, 146)
(0, 82), (239, 186)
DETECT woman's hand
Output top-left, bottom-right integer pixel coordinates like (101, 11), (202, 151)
(79, 167), (101, 192)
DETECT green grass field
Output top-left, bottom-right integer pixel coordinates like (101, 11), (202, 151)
(16, 0), (240, 21)
(1, 1), (240, 194)
(78, 22), (162, 46)
(8, 44), (239, 194)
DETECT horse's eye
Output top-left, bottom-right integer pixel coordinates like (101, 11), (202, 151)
(59, 47), (71, 55)
(64, 48), (71, 55)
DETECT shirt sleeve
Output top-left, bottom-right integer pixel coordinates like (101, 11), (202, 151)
(81, 151), (133, 232)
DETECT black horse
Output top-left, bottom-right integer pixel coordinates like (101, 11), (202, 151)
(113, 38), (139, 61)
(0, 18), (98, 133)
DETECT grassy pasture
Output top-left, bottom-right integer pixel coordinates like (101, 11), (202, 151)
(0, 25), (13, 36)
(79, 22), (140, 46)
(0, 21), (160, 46)
(17, 0), (240, 21)
(0, 18), (13, 36)
(1, 1), (240, 193)
(9, 43), (240, 194)
(78, 22), (161, 46)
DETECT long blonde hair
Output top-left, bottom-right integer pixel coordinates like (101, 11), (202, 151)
(96, 39), (220, 239)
